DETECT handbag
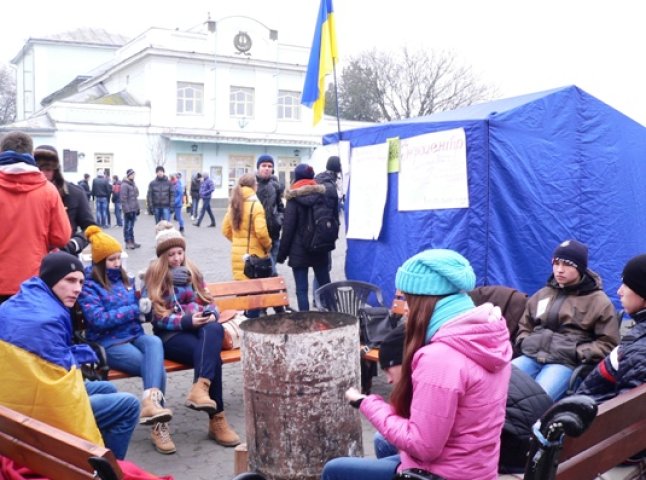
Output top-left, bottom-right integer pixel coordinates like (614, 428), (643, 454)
(243, 201), (273, 279)
(221, 313), (246, 350)
(358, 306), (402, 347)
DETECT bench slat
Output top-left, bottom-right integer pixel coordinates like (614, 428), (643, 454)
(207, 277), (287, 296)
(215, 293), (289, 311)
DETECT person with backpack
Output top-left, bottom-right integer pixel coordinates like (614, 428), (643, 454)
(111, 175), (123, 227)
(277, 163), (332, 311)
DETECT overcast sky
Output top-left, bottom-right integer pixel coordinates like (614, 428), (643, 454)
(3, 0), (646, 125)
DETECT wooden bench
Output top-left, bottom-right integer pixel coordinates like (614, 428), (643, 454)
(105, 276), (290, 381)
(0, 404), (122, 480)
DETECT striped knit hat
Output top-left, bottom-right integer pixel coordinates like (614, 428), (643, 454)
(395, 249), (476, 296)
(155, 221), (186, 257)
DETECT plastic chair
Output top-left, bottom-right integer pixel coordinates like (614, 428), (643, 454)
(314, 280), (386, 316)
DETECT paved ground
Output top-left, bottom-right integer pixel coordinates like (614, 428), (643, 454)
(105, 208), (389, 480)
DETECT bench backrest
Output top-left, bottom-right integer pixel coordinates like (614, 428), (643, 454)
(556, 383), (646, 479)
(0, 404), (123, 480)
(207, 276), (289, 312)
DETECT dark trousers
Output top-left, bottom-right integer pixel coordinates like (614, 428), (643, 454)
(123, 212), (136, 243)
(161, 323), (224, 413)
(292, 264), (331, 311)
(191, 194), (200, 217)
(196, 199), (215, 226)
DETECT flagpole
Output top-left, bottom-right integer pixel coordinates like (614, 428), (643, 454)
(332, 58), (342, 141)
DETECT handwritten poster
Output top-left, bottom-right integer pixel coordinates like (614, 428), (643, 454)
(398, 128), (469, 211)
(346, 142), (389, 240)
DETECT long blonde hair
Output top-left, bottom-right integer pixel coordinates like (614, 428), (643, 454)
(144, 251), (213, 318)
(230, 173), (257, 230)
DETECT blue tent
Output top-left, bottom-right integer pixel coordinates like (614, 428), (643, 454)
(323, 86), (646, 307)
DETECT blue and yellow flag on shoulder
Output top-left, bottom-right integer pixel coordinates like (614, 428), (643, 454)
(301, 0), (338, 125)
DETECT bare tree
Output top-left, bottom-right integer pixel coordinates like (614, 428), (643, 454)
(147, 135), (169, 171)
(0, 64), (16, 125)
(327, 47), (497, 122)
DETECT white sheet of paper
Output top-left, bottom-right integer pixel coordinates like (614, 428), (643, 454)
(346, 142), (389, 240)
(536, 298), (550, 318)
(398, 128), (469, 211)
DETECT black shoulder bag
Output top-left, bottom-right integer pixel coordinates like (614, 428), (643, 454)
(243, 201), (273, 279)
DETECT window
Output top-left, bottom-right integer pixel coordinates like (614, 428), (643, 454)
(229, 87), (254, 118)
(177, 82), (204, 115)
(277, 91), (301, 120)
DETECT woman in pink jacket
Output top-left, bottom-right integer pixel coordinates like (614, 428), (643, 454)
(323, 249), (512, 480)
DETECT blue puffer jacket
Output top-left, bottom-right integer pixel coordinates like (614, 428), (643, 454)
(0, 277), (97, 369)
(78, 267), (143, 348)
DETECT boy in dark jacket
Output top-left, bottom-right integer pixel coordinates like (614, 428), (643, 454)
(255, 154), (285, 273)
(577, 254), (646, 403)
(146, 166), (174, 224)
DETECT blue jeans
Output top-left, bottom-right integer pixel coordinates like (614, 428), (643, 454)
(374, 432), (398, 459)
(153, 207), (170, 224)
(322, 455), (400, 480)
(95, 197), (109, 227)
(196, 199), (215, 226)
(160, 322), (224, 413)
(269, 240), (280, 276)
(113, 201), (123, 226)
(292, 264), (331, 311)
(123, 211), (136, 243)
(173, 206), (185, 230)
(191, 194), (200, 217)
(86, 380), (139, 460)
(512, 355), (574, 401)
(105, 335), (167, 393)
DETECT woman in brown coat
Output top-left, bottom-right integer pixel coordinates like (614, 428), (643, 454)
(221, 173), (272, 280)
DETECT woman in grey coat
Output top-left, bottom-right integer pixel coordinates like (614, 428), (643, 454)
(120, 169), (141, 249)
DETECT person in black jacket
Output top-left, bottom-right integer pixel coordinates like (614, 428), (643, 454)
(91, 170), (112, 228)
(277, 163), (330, 311)
(147, 166), (174, 224)
(190, 172), (202, 221)
(255, 155), (285, 274)
(78, 173), (91, 201)
(34, 145), (96, 255)
(577, 254), (646, 403)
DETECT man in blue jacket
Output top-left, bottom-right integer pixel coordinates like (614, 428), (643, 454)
(0, 252), (139, 459)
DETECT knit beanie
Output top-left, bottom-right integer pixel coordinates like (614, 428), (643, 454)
(84, 225), (122, 263)
(326, 156), (341, 173)
(553, 239), (588, 274)
(395, 249), (476, 296)
(39, 252), (84, 289)
(155, 220), (186, 257)
(294, 163), (314, 181)
(378, 323), (405, 370)
(622, 254), (646, 300)
(257, 154), (274, 169)
(126, 168), (135, 177)
(33, 145), (60, 167)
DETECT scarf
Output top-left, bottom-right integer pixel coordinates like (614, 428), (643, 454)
(425, 292), (475, 342)
(0, 150), (37, 167)
(291, 179), (317, 190)
(171, 266), (191, 286)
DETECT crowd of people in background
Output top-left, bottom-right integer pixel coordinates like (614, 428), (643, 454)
(2, 129), (646, 479)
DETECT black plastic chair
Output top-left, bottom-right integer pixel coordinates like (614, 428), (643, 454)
(314, 280), (386, 316)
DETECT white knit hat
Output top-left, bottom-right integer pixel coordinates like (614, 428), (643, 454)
(155, 221), (186, 257)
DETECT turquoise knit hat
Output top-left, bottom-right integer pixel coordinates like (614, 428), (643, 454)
(395, 249), (476, 295)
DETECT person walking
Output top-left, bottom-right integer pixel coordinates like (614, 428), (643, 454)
(79, 226), (175, 454)
(255, 155), (284, 273)
(111, 175), (123, 227)
(277, 163), (331, 311)
(147, 166), (174, 224)
(78, 173), (92, 201)
(194, 172), (216, 227)
(221, 173), (272, 280)
(92, 170), (112, 228)
(120, 168), (141, 249)
(171, 174), (185, 234)
(144, 221), (240, 447)
(190, 172), (202, 221)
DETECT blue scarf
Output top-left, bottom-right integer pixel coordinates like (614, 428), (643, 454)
(425, 292), (475, 342)
(0, 150), (36, 166)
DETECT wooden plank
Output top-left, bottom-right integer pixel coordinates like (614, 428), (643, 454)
(215, 292), (289, 311)
(0, 404), (122, 480)
(207, 276), (287, 297)
(364, 348), (380, 363)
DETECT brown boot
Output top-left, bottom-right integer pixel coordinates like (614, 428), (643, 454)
(208, 412), (241, 447)
(151, 422), (176, 454)
(140, 389), (173, 425)
(185, 377), (218, 414)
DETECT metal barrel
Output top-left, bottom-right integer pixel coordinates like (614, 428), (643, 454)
(240, 311), (363, 480)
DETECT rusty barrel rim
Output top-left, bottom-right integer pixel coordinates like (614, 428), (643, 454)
(239, 311), (357, 335)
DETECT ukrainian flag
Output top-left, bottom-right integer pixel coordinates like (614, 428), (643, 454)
(301, 0), (338, 125)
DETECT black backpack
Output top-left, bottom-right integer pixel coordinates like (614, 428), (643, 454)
(303, 195), (339, 253)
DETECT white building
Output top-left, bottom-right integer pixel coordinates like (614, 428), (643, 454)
(4, 17), (367, 204)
